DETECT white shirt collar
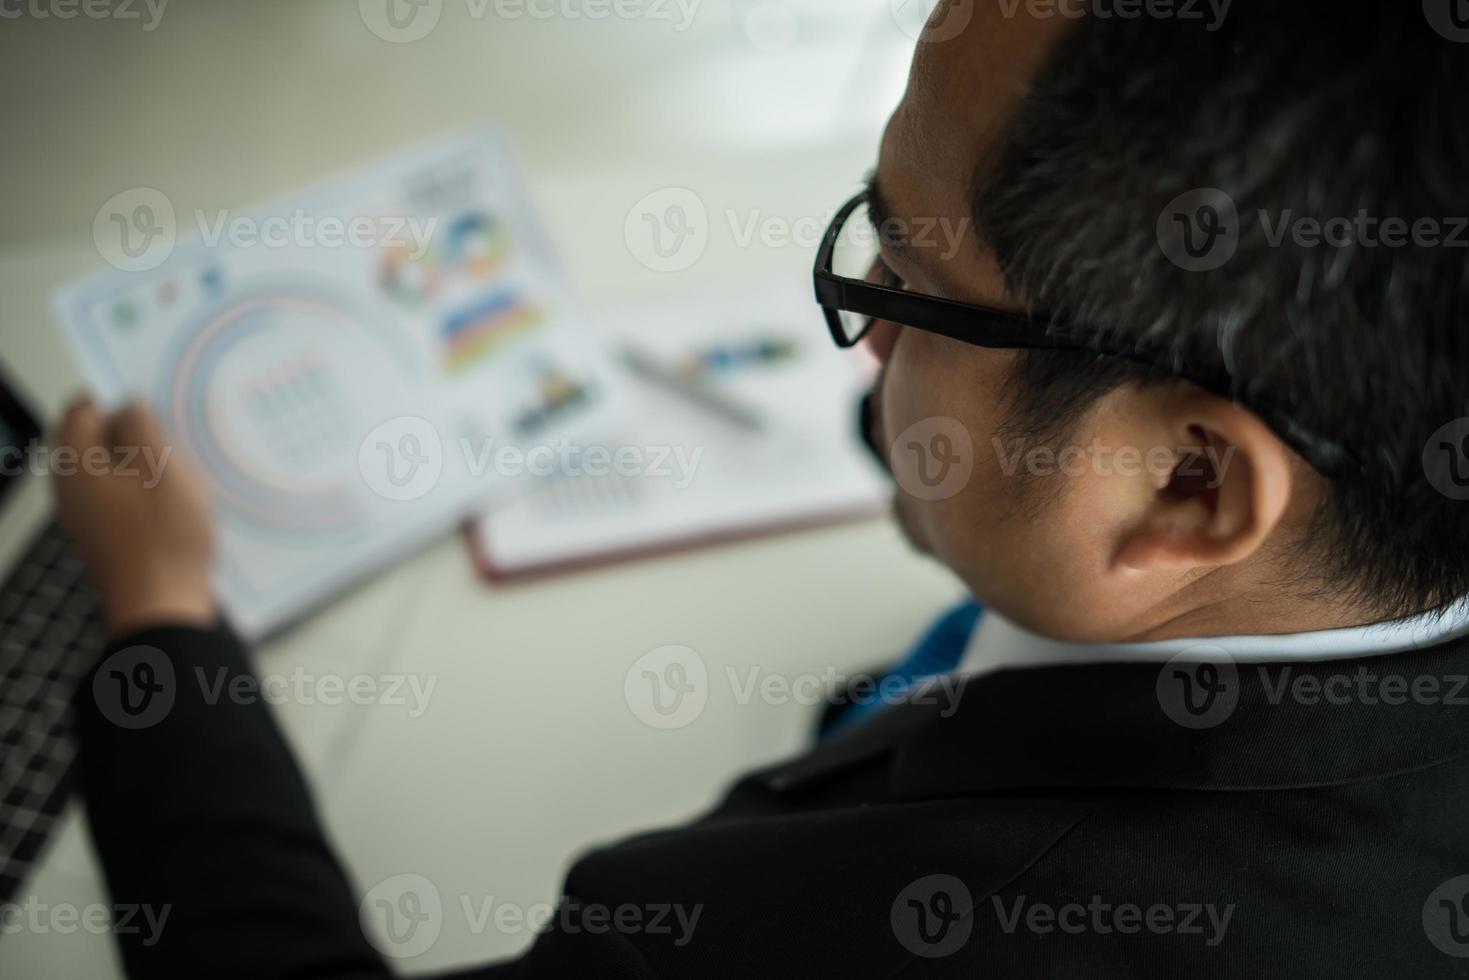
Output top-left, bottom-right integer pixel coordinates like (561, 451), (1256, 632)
(957, 598), (1469, 679)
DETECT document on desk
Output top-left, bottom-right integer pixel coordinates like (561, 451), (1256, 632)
(467, 289), (891, 580)
(53, 127), (627, 638)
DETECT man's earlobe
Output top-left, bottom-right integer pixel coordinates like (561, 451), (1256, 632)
(1114, 398), (1294, 574)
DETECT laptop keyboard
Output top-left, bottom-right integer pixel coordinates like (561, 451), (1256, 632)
(0, 519), (103, 905)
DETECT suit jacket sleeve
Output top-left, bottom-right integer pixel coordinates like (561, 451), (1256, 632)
(73, 623), (658, 979)
(73, 623), (398, 978)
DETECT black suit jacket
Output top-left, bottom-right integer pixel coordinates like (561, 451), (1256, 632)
(74, 624), (1469, 977)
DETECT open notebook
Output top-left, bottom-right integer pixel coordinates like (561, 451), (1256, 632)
(467, 290), (891, 580)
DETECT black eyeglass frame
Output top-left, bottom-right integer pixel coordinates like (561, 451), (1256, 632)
(812, 190), (1360, 478)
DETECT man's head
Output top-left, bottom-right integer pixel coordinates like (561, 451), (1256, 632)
(866, 2), (1469, 641)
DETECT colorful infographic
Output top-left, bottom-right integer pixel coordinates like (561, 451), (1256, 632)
(54, 128), (623, 638)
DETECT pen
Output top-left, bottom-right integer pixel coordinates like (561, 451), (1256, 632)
(618, 345), (765, 433)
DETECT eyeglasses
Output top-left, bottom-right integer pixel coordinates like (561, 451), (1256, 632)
(812, 190), (1361, 478)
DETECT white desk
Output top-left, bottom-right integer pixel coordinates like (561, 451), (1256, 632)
(0, 3), (963, 973)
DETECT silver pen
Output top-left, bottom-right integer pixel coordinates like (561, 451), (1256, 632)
(618, 345), (765, 433)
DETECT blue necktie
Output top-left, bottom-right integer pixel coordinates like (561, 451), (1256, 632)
(821, 600), (983, 739)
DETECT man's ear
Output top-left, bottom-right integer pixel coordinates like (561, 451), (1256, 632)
(1113, 392), (1294, 573)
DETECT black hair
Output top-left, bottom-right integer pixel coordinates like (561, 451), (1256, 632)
(976, 3), (1469, 618)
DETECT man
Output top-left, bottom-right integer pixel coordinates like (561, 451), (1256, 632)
(53, 2), (1469, 976)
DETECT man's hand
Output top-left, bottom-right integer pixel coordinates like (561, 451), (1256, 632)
(53, 398), (216, 635)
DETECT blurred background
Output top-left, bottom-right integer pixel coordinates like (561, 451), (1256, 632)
(0, 1), (965, 973)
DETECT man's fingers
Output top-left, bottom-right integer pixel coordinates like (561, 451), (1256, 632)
(107, 400), (166, 455)
(56, 396), (104, 454)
